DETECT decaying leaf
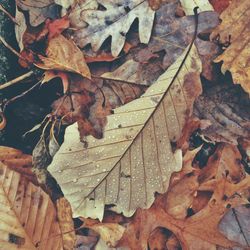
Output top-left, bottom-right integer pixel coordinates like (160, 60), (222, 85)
(0, 146), (35, 183)
(37, 34), (91, 79)
(219, 205), (250, 248)
(103, 2), (219, 85)
(180, 0), (214, 15)
(89, 223), (125, 247)
(56, 198), (76, 250)
(209, 0), (231, 14)
(118, 174), (250, 250)
(16, 0), (60, 27)
(194, 81), (250, 145)
(210, 0), (250, 94)
(0, 163), (63, 249)
(15, 7), (27, 51)
(48, 44), (202, 220)
(70, 0), (155, 57)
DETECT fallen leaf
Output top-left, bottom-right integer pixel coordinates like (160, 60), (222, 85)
(210, 0), (250, 94)
(37, 34), (91, 79)
(118, 176), (250, 250)
(148, 227), (171, 250)
(0, 163), (63, 249)
(16, 0), (60, 27)
(179, 0), (214, 15)
(48, 44), (202, 220)
(219, 205), (250, 248)
(165, 173), (199, 219)
(198, 144), (246, 184)
(209, 0), (232, 14)
(89, 223), (125, 247)
(15, 7), (27, 51)
(194, 81), (250, 144)
(70, 0), (155, 57)
(103, 2), (219, 85)
(55, 0), (75, 9)
(0, 146), (36, 183)
(46, 15), (70, 40)
(56, 197), (76, 250)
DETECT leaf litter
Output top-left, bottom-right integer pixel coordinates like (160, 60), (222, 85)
(1, 0), (250, 249)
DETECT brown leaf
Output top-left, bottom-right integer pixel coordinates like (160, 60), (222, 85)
(210, 0), (250, 94)
(16, 0), (60, 27)
(0, 163), (63, 249)
(194, 81), (250, 144)
(56, 198), (76, 250)
(37, 34), (91, 79)
(118, 176), (250, 250)
(165, 173), (199, 219)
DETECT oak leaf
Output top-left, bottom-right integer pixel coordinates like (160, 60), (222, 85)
(103, 2), (219, 85)
(37, 34), (91, 79)
(69, 0), (155, 57)
(48, 45), (202, 220)
(0, 163), (63, 249)
(210, 0), (250, 94)
(118, 176), (250, 250)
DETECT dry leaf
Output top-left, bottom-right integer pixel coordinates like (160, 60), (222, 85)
(165, 173), (199, 219)
(209, 0), (232, 14)
(118, 176), (250, 250)
(104, 2), (219, 85)
(15, 7), (27, 51)
(0, 146), (36, 183)
(48, 45), (202, 220)
(70, 0), (155, 57)
(194, 81), (250, 144)
(89, 223), (125, 247)
(37, 34), (91, 79)
(16, 0), (60, 27)
(56, 198), (76, 250)
(210, 0), (250, 94)
(0, 163), (63, 249)
(219, 205), (250, 248)
(179, 0), (214, 15)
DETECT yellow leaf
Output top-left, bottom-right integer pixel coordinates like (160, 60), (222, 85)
(37, 34), (91, 79)
(210, 0), (250, 94)
(48, 45), (202, 220)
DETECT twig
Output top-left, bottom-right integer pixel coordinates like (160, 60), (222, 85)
(0, 4), (19, 25)
(0, 71), (34, 90)
(3, 79), (41, 111)
(0, 35), (24, 59)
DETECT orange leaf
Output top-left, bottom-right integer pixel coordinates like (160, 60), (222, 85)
(36, 35), (91, 79)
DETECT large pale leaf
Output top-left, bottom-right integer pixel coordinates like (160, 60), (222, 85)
(69, 0), (155, 57)
(210, 0), (250, 94)
(48, 45), (202, 220)
(0, 163), (63, 249)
